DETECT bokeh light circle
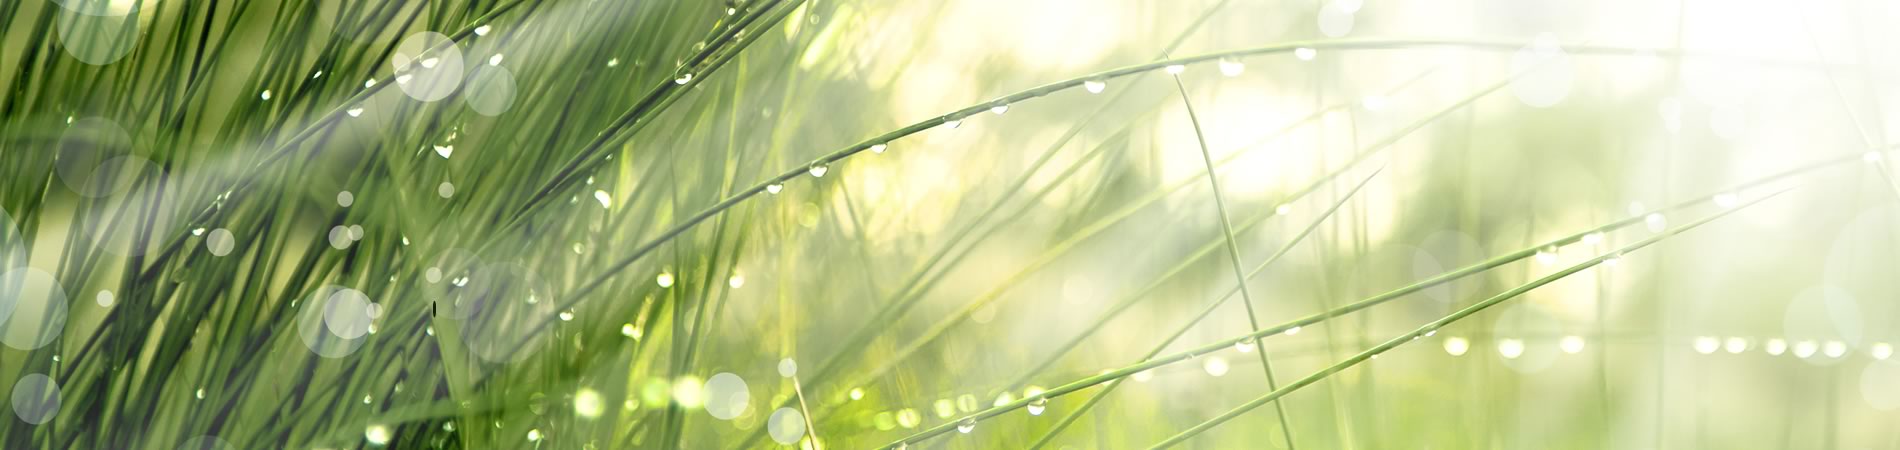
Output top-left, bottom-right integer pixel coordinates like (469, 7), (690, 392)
(56, 8), (140, 65)
(465, 66), (517, 116)
(10, 373), (60, 425)
(1, 268), (70, 350)
(205, 228), (236, 256)
(702, 372), (750, 420)
(56, 118), (154, 197)
(323, 288), (375, 340)
(767, 407), (807, 444)
(391, 32), (465, 102)
(297, 285), (370, 358)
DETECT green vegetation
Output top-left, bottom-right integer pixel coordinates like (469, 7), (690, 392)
(4, 0), (1900, 449)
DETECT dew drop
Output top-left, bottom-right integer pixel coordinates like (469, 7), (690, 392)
(1202, 356), (1230, 376)
(1765, 338), (1788, 356)
(656, 272), (675, 288)
(869, 143), (888, 154)
(434, 145), (453, 159)
(473, 25), (491, 36)
(96, 290), (114, 307)
(1164, 64), (1185, 74)
(1083, 79), (1106, 94)
(1534, 248), (1557, 266)
(437, 182), (455, 199)
(347, 108), (364, 117)
(1498, 338), (1526, 359)
(808, 164), (828, 178)
(1295, 47), (1317, 61)
(195, 388), (205, 399)
(675, 73), (694, 85)
(944, 119), (962, 129)
(1436, 336), (1464, 355)
(1234, 339), (1256, 353)
(1560, 335), (1585, 354)
(1794, 340), (1818, 358)
(366, 425), (392, 445)
(1217, 57), (1244, 77)
(575, 388), (605, 418)
(1275, 204), (1293, 215)
(1825, 340), (1848, 358)
(1693, 336), (1720, 354)
(990, 104), (1009, 115)
(260, 90), (272, 101)
(364, 79), (377, 88)
(1645, 213), (1667, 232)
(395, 74), (414, 85)
(1027, 397), (1048, 416)
(594, 190), (612, 209)
(1581, 232), (1603, 245)
(337, 191), (354, 207)
(558, 310), (574, 321)
(1285, 326), (1301, 335)
(765, 183), (784, 194)
(956, 417), (976, 434)
(488, 54), (503, 66)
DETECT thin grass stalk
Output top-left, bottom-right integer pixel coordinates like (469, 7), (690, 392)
(1024, 165), (1383, 450)
(1169, 68), (1299, 450)
(1141, 189), (1787, 449)
(876, 144), (1896, 448)
(557, 36), (1845, 308)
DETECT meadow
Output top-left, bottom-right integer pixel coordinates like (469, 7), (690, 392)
(3, 0), (1900, 448)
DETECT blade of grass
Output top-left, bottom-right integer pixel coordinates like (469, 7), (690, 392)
(1141, 189), (1789, 449)
(1020, 165), (1383, 450)
(1168, 66), (1298, 450)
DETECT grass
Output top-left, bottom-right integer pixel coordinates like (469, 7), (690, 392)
(5, 0), (1900, 449)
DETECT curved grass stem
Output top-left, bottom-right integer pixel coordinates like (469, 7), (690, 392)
(1169, 67), (1298, 450)
(1141, 189), (1789, 449)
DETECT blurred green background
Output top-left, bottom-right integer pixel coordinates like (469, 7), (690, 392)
(2, 0), (1899, 448)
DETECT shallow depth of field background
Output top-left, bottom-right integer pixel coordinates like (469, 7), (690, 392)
(3, 0), (1900, 448)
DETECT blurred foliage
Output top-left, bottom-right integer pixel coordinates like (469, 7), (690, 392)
(3, 0), (1900, 449)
